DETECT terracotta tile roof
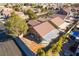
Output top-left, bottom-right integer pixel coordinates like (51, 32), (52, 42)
(28, 20), (41, 26)
(37, 14), (66, 22)
(49, 16), (65, 26)
(74, 7), (79, 10)
(33, 22), (56, 37)
(63, 7), (71, 13)
(2, 8), (13, 16)
(37, 17), (52, 22)
(52, 14), (66, 19)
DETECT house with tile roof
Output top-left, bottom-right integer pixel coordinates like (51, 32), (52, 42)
(2, 8), (13, 16)
(28, 21), (60, 46)
(27, 15), (70, 46)
(49, 16), (70, 32)
(28, 20), (41, 27)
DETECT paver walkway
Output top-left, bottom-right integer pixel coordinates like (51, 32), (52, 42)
(20, 37), (45, 53)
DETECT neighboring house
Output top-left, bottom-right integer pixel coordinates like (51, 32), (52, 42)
(64, 9), (79, 23)
(56, 8), (68, 15)
(29, 21), (60, 44)
(64, 16), (75, 23)
(49, 16), (70, 32)
(28, 20), (41, 27)
(73, 7), (79, 11)
(37, 17), (52, 22)
(1, 8), (13, 17)
(37, 14), (66, 22)
(63, 7), (71, 14)
(27, 15), (69, 45)
(0, 32), (22, 56)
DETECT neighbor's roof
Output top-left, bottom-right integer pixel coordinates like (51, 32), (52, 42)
(74, 7), (79, 10)
(63, 7), (71, 13)
(37, 17), (52, 22)
(0, 32), (22, 56)
(2, 8), (13, 13)
(28, 20), (41, 26)
(33, 22), (56, 37)
(52, 14), (66, 19)
(49, 16), (65, 26)
(0, 39), (22, 56)
(2, 8), (13, 16)
(37, 14), (66, 22)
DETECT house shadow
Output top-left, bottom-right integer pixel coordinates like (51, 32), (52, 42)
(0, 32), (13, 42)
(43, 37), (59, 51)
(24, 33), (41, 44)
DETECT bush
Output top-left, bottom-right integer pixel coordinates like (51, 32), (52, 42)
(45, 49), (52, 56)
(5, 12), (28, 37)
(12, 4), (21, 11)
(37, 49), (45, 56)
(27, 9), (37, 19)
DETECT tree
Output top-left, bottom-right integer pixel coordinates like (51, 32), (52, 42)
(56, 38), (63, 52)
(45, 48), (52, 56)
(37, 49), (45, 56)
(27, 9), (37, 19)
(4, 3), (9, 8)
(52, 51), (59, 56)
(31, 4), (36, 8)
(12, 4), (21, 11)
(46, 36), (63, 56)
(51, 43), (57, 50)
(5, 12), (28, 37)
(41, 7), (47, 12)
(4, 3), (12, 8)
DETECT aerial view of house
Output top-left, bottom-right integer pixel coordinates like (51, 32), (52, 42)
(0, 3), (79, 56)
